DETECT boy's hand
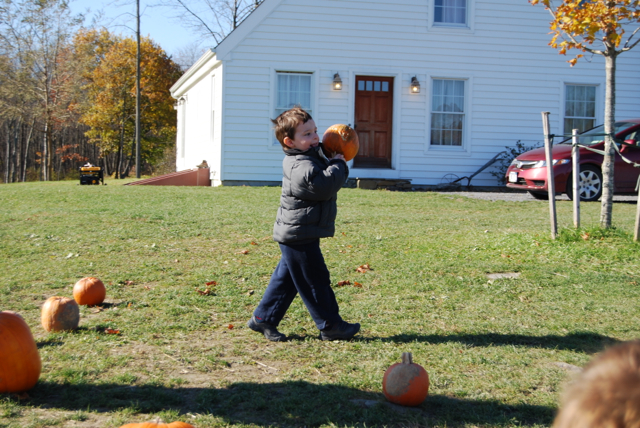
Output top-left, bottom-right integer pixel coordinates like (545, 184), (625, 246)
(329, 153), (345, 161)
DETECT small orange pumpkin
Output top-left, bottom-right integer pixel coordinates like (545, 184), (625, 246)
(73, 277), (106, 306)
(119, 420), (195, 428)
(0, 310), (42, 393)
(321, 124), (360, 161)
(382, 352), (429, 406)
(41, 296), (80, 332)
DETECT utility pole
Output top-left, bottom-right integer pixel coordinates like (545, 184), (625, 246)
(135, 0), (141, 178)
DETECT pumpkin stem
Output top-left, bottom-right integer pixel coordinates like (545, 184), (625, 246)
(401, 352), (413, 365)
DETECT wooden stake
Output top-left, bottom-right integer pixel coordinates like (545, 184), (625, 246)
(572, 129), (580, 229)
(542, 112), (557, 239)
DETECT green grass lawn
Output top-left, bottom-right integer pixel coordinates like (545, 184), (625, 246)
(1, 180), (639, 427)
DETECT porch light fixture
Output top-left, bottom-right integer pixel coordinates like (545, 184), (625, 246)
(410, 76), (420, 93)
(332, 73), (342, 90)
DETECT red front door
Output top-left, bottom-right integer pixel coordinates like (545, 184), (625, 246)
(353, 76), (394, 169)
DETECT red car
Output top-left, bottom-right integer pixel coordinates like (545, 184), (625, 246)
(506, 119), (640, 201)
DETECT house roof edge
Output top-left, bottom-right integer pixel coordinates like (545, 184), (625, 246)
(170, 48), (218, 97)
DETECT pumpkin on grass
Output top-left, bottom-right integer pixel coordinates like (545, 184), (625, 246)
(73, 276), (106, 306)
(119, 420), (195, 428)
(321, 124), (359, 161)
(0, 310), (42, 393)
(41, 296), (80, 332)
(382, 352), (429, 406)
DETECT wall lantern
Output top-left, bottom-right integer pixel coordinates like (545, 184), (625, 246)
(332, 73), (343, 90)
(410, 76), (420, 93)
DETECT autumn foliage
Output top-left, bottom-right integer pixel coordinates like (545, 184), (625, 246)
(76, 30), (183, 177)
(531, 0), (640, 65)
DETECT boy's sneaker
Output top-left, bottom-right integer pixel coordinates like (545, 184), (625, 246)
(247, 316), (287, 342)
(320, 321), (361, 341)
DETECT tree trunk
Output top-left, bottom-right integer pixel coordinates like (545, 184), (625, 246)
(4, 121), (9, 184)
(599, 53), (616, 228)
(22, 118), (35, 182)
(42, 121), (49, 181)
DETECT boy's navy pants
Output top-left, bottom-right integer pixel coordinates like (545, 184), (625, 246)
(253, 240), (341, 330)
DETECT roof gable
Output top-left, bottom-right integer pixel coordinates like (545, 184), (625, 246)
(214, 0), (283, 60)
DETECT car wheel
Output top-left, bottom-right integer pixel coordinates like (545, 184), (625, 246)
(566, 164), (603, 202)
(528, 191), (549, 200)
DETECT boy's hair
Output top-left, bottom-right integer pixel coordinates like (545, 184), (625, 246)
(271, 107), (313, 148)
(553, 340), (640, 428)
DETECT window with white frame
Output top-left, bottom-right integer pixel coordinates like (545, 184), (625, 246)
(274, 72), (313, 145)
(275, 72), (312, 117)
(430, 79), (465, 146)
(434, 0), (467, 25)
(564, 84), (596, 134)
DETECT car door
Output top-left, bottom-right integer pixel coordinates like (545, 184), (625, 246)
(615, 128), (640, 191)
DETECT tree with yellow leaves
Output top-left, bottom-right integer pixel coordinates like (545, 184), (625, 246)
(77, 33), (182, 178)
(531, 0), (640, 230)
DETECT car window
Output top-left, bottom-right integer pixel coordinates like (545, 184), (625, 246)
(559, 122), (638, 146)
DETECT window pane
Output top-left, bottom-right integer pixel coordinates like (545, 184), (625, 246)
(564, 84), (596, 134)
(435, 0), (466, 24)
(382, 81), (389, 92)
(431, 79), (464, 146)
(374, 81), (381, 91)
(366, 81), (373, 91)
(358, 80), (364, 91)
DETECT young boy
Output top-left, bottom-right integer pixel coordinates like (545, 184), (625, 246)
(553, 340), (640, 428)
(247, 107), (360, 342)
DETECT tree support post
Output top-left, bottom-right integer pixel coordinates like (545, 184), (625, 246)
(572, 129), (580, 229)
(542, 111), (557, 239)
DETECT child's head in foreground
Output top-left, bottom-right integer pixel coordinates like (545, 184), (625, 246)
(553, 340), (640, 428)
(271, 107), (317, 150)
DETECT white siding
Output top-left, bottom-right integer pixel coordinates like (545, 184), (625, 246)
(175, 0), (640, 186)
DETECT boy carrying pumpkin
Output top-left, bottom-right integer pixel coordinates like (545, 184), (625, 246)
(247, 107), (360, 342)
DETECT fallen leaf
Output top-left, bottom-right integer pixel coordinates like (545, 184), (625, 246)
(206, 281), (217, 286)
(238, 250), (249, 254)
(337, 280), (351, 286)
(581, 232), (590, 240)
(342, 232), (346, 236)
(356, 264), (371, 273)
(105, 328), (120, 334)
(125, 280), (134, 285)
(228, 324), (234, 329)
(144, 285), (151, 290)
(251, 241), (258, 245)
(197, 288), (212, 295)
(368, 314), (374, 318)
(353, 281), (363, 288)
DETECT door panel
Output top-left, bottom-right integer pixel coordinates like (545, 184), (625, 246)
(354, 76), (393, 168)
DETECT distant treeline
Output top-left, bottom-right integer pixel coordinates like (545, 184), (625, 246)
(0, 0), (182, 183)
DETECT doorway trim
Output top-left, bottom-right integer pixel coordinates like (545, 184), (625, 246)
(347, 70), (402, 178)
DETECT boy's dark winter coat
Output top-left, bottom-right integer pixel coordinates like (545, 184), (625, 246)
(273, 145), (349, 244)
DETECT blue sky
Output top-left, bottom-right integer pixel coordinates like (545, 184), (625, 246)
(68, 0), (201, 56)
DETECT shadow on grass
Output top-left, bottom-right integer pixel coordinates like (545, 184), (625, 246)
(381, 331), (619, 354)
(26, 380), (554, 427)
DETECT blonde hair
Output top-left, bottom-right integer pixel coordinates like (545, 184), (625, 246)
(271, 107), (313, 148)
(553, 340), (640, 428)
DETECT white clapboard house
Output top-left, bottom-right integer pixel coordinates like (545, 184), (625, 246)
(170, 0), (640, 187)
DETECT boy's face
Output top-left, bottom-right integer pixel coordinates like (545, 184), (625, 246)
(283, 119), (319, 151)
